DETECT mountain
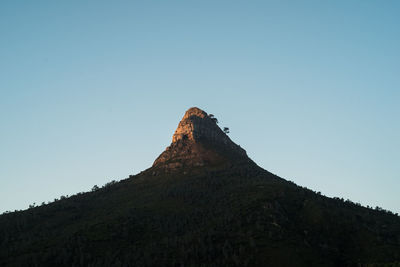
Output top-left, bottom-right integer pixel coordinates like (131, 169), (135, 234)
(1, 107), (399, 267)
(153, 107), (251, 170)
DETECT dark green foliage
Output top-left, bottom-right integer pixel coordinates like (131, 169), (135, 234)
(0, 163), (399, 266)
(208, 114), (218, 124)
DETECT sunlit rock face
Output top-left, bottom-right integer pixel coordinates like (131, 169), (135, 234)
(172, 107), (208, 143)
(153, 107), (249, 170)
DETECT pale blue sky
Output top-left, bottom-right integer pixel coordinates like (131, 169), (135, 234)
(1, 1), (399, 214)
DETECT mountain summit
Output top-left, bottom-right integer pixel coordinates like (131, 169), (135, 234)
(153, 107), (250, 170)
(1, 107), (399, 267)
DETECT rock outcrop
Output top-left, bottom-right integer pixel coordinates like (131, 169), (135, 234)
(153, 107), (250, 170)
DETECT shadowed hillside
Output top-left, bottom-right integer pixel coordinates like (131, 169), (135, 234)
(1, 107), (399, 267)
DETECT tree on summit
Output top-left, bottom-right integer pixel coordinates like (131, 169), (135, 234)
(208, 114), (218, 124)
(223, 127), (230, 134)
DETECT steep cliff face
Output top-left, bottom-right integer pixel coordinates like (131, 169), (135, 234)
(171, 107), (209, 143)
(152, 107), (250, 170)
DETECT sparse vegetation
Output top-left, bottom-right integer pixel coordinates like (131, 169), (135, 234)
(1, 107), (399, 266)
(208, 114), (218, 124)
(0, 164), (399, 266)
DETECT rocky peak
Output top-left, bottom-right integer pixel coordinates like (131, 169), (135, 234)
(172, 107), (227, 144)
(152, 107), (250, 170)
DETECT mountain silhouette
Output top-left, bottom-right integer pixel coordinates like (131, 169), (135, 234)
(0, 107), (399, 267)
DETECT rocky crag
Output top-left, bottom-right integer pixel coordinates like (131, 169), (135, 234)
(153, 107), (251, 171)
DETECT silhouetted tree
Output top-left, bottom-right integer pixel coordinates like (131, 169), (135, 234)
(223, 127), (230, 134)
(208, 114), (218, 124)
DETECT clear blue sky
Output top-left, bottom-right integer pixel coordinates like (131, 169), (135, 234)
(1, 1), (399, 214)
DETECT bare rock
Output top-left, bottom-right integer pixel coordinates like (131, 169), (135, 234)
(153, 107), (250, 170)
